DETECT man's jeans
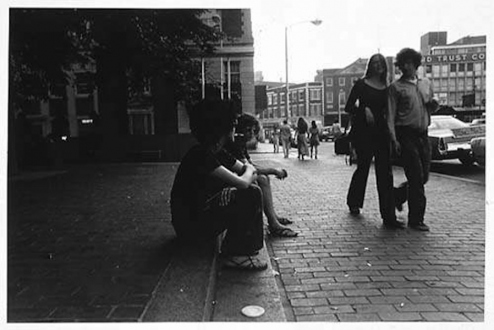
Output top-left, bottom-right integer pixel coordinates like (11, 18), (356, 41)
(395, 127), (431, 225)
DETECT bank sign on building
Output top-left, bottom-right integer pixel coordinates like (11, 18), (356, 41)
(420, 33), (486, 110)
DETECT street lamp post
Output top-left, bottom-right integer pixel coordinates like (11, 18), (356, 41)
(285, 19), (322, 121)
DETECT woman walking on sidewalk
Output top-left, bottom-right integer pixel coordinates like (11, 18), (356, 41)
(171, 99), (268, 270)
(309, 120), (320, 159)
(344, 53), (404, 229)
(296, 117), (309, 160)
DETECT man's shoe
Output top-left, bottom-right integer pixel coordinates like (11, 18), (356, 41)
(383, 219), (405, 229)
(408, 222), (430, 231)
(349, 206), (360, 215)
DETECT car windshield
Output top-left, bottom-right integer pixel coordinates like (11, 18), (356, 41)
(429, 117), (469, 130)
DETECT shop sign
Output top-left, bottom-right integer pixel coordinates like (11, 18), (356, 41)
(424, 53), (486, 63)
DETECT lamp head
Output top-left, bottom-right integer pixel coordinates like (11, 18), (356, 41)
(311, 19), (322, 26)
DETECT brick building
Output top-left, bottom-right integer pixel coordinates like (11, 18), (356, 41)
(260, 82), (323, 136)
(419, 32), (486, 120)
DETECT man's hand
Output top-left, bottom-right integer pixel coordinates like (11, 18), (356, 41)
(275, 169), (288, 180)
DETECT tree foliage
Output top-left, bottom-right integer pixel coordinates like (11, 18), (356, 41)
(9, 8), (222, 111)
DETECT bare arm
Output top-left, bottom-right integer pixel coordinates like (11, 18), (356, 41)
(210, 163), (257, 189)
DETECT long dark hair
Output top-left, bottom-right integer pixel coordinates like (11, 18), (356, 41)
(297, 117), (308, 133)
(363, 53), (388, 85)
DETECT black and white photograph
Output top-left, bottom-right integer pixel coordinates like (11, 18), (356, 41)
(2, 0), (492, 328)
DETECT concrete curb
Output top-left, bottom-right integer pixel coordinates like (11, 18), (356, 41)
(211, 238), (287, 322)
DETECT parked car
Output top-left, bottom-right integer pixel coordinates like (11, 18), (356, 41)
(428, 115), (485, 165)
(470, 117), (486, 126)
(319, 126), (334, 142)
(470, 137), (485, 166)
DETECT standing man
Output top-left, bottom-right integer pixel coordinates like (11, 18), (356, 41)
(280, 119), (292, 158)
(387, 48), (438, 232)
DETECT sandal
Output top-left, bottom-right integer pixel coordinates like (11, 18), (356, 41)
(278, 217), (293, 225)
(269, 226), (298, 238)
(222, 255), (268, 271)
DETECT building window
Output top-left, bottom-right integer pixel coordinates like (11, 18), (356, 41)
(315, 104), (322, 116)
(128, 109), (155, 135)
(440, 79), (448, 91)
(280, 92), (285, 104)
(466, 78), (473, 91)
(267, 94), (272, 106)
(450, 64), (457, 77)
(448, 93), (456, 105)
(310, 89), (321, 101)
(441, 64), (448, 77)
(458, 79), (465, 90)
(426, 65), (432, 74)
(273, 94), (278, 105)
(338, 91), (346, 107)
(223, 60), (241, 100)
(467, 63), (474, 76)
(339, 77), (345, 86)
(475, 77), (481, 90)
(290, 91), (297, 102)
(432, 65), (440, 77)
(448, 79), (456, 90)
(474, 62), (482, 75)
(75, 72), (94, 96)
(433, 80), (440, 91)
(298, 89), (305, 102)
(326, 78), (333, 86)
(326, 91), (333, 103)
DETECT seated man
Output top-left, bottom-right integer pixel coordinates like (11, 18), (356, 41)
(225, 114), (298, 238)
(171, 100), (267, 270)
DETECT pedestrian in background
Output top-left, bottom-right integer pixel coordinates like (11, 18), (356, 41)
(296, 117), (309, 160)
(309, 120), (320, 159)
(344, 53), (404, 229)
(272, 126), (280, 154)
(280, 119), (291, 158)
(171, 99), (267, 270)
(387, 48), (438, 231)
(225, 114), (298, 238)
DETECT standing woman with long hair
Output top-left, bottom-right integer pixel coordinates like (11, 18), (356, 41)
(296, 117), (309, 160)
(344, 54), (404, 229)
(309, 120), (320, 159)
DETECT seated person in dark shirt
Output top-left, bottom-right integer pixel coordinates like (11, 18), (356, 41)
(225, 114), (298, 238)
(171, 99), (267, 270)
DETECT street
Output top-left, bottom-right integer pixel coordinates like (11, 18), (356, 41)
(252, 141), (485, 322)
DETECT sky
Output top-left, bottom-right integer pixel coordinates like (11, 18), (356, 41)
(250, 0), (492, 83)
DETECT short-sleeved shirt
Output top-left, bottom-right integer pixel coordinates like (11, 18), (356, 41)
(387, 77), (434, 138)
(171, 144), (236, 225)
(280, 124), (291, 140)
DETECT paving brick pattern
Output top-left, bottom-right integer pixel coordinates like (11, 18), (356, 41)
(8, 163), (178, 322)
(253, 143), (485, 322)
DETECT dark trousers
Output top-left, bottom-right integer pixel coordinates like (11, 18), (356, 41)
(346, 135), (396, 222)
(395, 128), (431, 225)
(173, 185), (264, 256)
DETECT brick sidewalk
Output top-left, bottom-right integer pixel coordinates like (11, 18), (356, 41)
(8, 163), (178, 322)
(253, 142), (485, 322)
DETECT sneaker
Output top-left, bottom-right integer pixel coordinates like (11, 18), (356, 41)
(408, 222), (429, 231)
(349, 206), (360, 215)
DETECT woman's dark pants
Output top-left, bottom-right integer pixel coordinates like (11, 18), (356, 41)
(346, 135), (396, 222)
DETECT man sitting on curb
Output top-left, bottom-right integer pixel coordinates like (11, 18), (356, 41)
(225, 114), (298, 238)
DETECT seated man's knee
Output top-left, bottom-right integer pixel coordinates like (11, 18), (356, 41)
(256, 174), (270, 186)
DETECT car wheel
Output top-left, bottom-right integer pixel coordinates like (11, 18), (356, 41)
(459, 155), (475, 166)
